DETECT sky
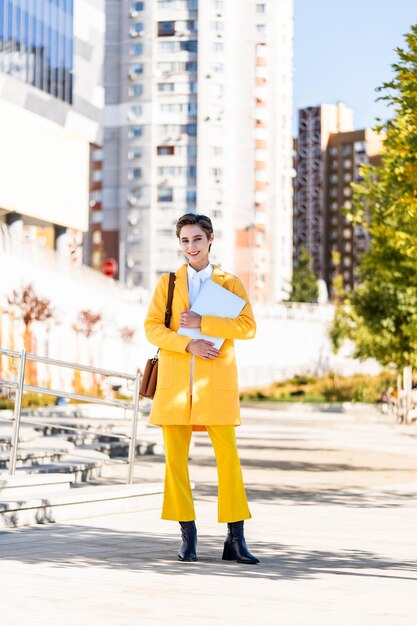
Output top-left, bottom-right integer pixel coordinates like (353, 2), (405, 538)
(294, 0), (417, 133)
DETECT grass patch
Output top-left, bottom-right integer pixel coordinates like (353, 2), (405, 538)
(240, 372), (394, 404)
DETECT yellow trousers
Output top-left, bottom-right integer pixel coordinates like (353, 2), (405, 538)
(162, 425), (251, 523)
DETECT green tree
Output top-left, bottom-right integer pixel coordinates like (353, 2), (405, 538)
(330, 24), (417, 420)
(289, 247), (318, 303)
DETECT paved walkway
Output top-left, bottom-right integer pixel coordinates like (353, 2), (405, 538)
(2, 405), (417, 625)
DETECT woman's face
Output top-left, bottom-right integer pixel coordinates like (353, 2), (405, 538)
(179, 224), (214, 270)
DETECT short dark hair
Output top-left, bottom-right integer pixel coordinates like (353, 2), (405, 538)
(176, 213), (214, 241)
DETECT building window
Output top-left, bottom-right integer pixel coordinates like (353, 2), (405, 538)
(0, 0), (75, 104)
(158, 21), (176, 36)
(212, 42), (224, 52)
(187, 189), (197, 203)
(342, 145), (352, 156)
(130, 105), (143, 118)
(129, 65), (144, 80)
(158, 41), (178, 52)
(92, 230), (102, 245)
(188, 0), (198, 9)
(212, 1), (224, 9)
(184, 123), (197, 136)
(256, 24), (266, 35)
(255, 169), (268, 182)
(131, 2), (144, 14)
(158, 82), (175, 92)
(157, 146), (175, 155)
(129, 84), (144, 97)
(158, 187), (174, 202)
(128, 168), (142, 180)
(130, 23), (144, 37)
(129, 126), (143, 138)
(257, 3), (266, 13)
(128, 149), (143, 160)
(92, 170), (103, 183)
(158, 166), (187, 176)
(186, 61), (198, 72)
(255, 65), (267, 78)
(180, 40), (198, 52)
(211, 21), (224, 31)
(92, 251), (102, 266)
(212, 63), (224, 73)
(130, 43), (144, 56)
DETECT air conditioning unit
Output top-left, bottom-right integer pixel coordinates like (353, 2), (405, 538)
(127, 195), (138, 206)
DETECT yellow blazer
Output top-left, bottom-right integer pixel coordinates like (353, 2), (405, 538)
(144, 264), (256, 427)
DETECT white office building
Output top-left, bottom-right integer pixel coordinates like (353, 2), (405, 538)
(102, 0), (293, 302)
(0, 0), (105, 261)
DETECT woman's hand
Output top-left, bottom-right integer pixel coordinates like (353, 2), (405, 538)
(186, 339), (221, 360)
(180, 310), (202, 329)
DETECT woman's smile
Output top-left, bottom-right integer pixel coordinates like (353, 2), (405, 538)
(179, 224), (214, 271)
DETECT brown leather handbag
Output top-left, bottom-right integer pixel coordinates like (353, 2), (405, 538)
(139, 272), (175, 399)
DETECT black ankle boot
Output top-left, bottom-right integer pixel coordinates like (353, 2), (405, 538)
(178, 521), (197, 561)
(222, 521), (259, 564)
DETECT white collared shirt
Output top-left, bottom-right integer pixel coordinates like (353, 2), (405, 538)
(187, 262), (214, 307)
(186, 262), (213, 393)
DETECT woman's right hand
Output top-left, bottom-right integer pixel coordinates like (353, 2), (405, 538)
(186, 339), (221, 360)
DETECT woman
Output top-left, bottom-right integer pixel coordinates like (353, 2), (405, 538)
(144, 213), (259, 564)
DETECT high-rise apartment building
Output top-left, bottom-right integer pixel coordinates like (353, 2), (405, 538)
(293, 103), (383, 292)
(324, 129), (382, 290)
(102, 0), (293, 302)
(0, 0), (105, 261)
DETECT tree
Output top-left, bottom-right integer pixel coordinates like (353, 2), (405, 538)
(72, 310), (102, 395)
(289, 247), (319, 303)
(331, 24), (417, 421)
(7, 284), (54, 384)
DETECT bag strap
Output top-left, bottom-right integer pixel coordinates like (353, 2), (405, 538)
(164, 272), (176, 328)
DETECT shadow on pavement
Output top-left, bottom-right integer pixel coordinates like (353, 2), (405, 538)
(1, 523), (416, 582)
(195, 483), (417, 509)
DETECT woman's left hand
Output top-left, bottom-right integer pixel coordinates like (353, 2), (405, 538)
(180, 310), (202, 329)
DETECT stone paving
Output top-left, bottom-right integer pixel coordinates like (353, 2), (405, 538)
(2, 405), (417, 625)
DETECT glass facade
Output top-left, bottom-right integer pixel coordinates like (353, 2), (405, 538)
(0, 0), (74, 103)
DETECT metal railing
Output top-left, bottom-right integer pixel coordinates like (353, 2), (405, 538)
(0, 348), (142, 483)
